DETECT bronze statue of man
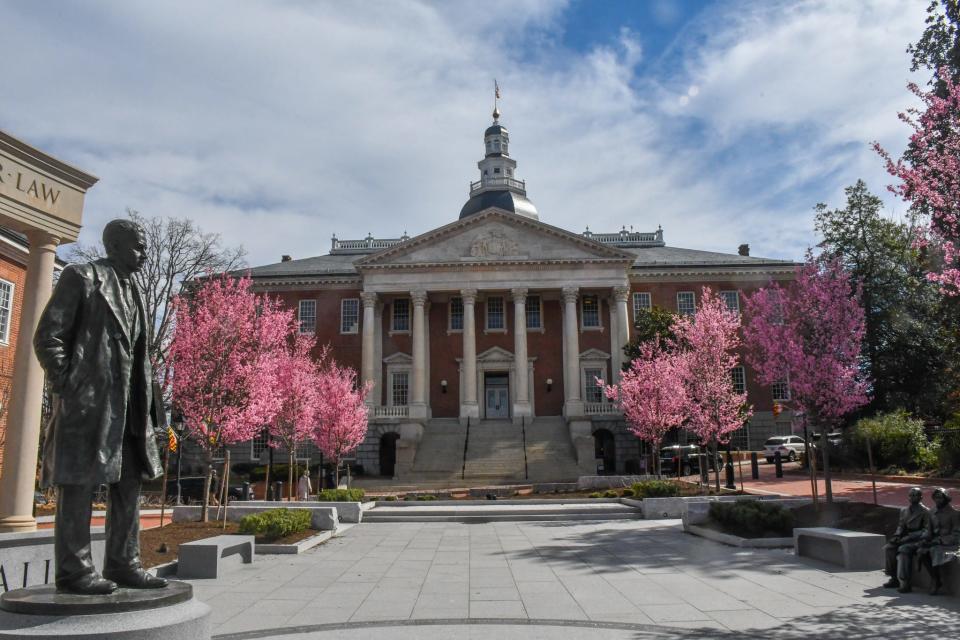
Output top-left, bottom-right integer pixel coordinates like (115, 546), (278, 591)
(883, 487), (931, 593)
(34, 219), (168, 595)
(919, 488), (960, 595)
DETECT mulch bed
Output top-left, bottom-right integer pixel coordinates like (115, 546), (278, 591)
(791, 501), (900, 537)
(140, 521), (318, 569)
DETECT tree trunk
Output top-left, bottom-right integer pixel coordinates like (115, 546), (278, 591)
(288, 451), (295, 501)
(221, 450), (231, 529)
(712, 440), (721, 493)
(159, 444), (170, 528)
(264, 441), (272, 500)
(201, 454), (213, 523)
(334, 456), (340, 487)
(821, 434), (834, 503)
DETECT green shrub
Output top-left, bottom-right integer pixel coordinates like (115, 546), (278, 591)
(603, 490), (619, 498)
(851, 411), (938, 471)
(620, 488), (635, 497)
(630, 480), (680, 498)
(937, 415), (960, 473)
(317, 488), (365, 502)
(416, 495), (438, 501)
(404, 495), (416, 501)
(708, 500), (794, 537)
(382, 495), (397, 501)
(238, 508), (311, 540)
(588, 492), (603, 499)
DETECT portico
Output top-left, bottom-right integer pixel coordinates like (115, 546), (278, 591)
(0, 131), (97, 532)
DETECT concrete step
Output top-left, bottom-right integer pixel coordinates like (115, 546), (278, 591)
(364, 502), (641, 523)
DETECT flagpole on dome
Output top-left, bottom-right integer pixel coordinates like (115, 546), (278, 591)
(493, 79), (501, 121)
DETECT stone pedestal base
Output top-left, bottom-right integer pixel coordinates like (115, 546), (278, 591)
(0, 582), (210, 639)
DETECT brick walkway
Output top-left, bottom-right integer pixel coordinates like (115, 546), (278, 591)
(189, 518), (960, 639)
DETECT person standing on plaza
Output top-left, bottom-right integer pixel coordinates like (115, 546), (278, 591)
(34, 219), (167, 595)
(297, 469), (312, 500)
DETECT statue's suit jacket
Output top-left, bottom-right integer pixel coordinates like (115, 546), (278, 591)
(34, 258), (163, 487)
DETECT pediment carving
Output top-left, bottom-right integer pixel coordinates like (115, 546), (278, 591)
(469, 229), (522, 259)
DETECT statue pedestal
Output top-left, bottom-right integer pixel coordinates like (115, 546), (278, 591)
(0, 581), (210, 639)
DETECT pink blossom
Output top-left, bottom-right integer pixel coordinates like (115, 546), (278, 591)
(876, 69), (960, 295)
(311, 357), (372, 481)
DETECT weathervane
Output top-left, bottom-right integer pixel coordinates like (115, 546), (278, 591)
(493, 79), (501, 120)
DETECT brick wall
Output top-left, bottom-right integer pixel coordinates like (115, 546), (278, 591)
(0, 254), (26, 471)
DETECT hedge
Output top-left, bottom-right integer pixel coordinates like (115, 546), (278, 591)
(238, 508), (311, 540)
(317, 488), (365, 502)
(630, 480), (680, 498)
(708, 500), (794, 537)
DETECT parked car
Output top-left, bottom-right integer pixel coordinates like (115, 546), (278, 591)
(659, 445), (722, 476)
(763, 435), (806, 463)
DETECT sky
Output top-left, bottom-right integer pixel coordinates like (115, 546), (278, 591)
(0, 0), (931, 266)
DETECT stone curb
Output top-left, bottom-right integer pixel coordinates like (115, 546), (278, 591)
(685, 523), (793, 548)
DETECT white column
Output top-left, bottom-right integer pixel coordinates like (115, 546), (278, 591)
(561, 286), (583, 417)
(511, 288), (531, 420)
(608, 294), (621, 383)
(373, 301), (384, 405)
(460, 288), (479, 420)
(409, 289), (428, 419)
(0, 231), (60, 532)
(361, 292), (377, 406)
(613, 285), (631, 359)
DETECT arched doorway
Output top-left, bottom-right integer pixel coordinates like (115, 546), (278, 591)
(593, 429), (616, 475)
(379, 433), (400, 477)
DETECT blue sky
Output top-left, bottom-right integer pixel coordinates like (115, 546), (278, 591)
(0, 0), (927, 266)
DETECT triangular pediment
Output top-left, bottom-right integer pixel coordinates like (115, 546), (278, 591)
(383, 352), (412, 365)
(356, 209), (634, 268)
(477, 346), (515, 363)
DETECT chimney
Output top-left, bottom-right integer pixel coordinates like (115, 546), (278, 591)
(281, 255), (292, 262)
(738, 244), (750, 257)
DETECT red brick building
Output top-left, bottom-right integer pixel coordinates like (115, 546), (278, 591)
(239, 111), (796, 482)
(0, 229), (29, 470)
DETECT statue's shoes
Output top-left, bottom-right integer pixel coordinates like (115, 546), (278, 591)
(897, 584), (912, 594)
(56, 573), (118, 595)
(929, 583), (943, 596)
(881, 578), (899, 589)
(102, 567), (168, 589)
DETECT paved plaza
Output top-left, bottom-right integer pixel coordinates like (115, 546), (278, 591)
(190, 519), (960, 639)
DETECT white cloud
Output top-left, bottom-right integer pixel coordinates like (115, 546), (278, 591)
(0, 0), (930, 266)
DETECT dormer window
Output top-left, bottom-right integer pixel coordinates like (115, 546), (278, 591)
(494, 167), (501, 174)
(493, 141), (501, 151)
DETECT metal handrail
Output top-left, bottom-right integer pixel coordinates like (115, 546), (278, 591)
(461, 416), (471, 480)
(521, 416), (529, 480)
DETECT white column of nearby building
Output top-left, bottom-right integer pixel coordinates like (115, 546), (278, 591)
(614, 285), (630, 359)
(511, 287), (531, 420)
(360, 292), (378, 406)
(0, 231), (60, 532)
(410, 290), (428, 418)
(561, 286), (583, 417)
(608, 293), (621, 383)
(460, 288), (479, 420)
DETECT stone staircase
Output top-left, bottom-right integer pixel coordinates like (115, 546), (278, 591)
(403, 416), (582, 486)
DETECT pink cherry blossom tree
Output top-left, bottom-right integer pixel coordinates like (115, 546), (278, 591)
(169, 275), (289, 520)
(269, 337), (327, 500)
(675, 288), (752, 491)
(601, 339), (688, 476)
(311, 358), (372, 487)
(876, 70), (960, 295)
(743, 258), (868, 503)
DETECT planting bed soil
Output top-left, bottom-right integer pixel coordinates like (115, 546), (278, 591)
(698, 518), (792, 539)
(139, 521), (318, 568)
(791, 501), (899, 537)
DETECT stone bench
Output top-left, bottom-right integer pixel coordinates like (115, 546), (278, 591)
(177, 534), (254, 579)
(172, 505), (338, 531)
(794, 527), (886, 570)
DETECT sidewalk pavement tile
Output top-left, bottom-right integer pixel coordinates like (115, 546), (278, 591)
(469, 600), (527, 618)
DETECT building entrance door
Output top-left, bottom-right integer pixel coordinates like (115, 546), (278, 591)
(484, 373), (510, 419)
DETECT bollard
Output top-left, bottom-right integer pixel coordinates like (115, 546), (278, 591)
(750, 452), (759, 480)
(724, 451), (736, 489)
(774, 451), (783, 478)
(273, 481), (284, 501)
(242, 481), (251, 501)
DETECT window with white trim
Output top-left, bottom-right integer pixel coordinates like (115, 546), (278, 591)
(720, 290), (740, 315)
(581, 295), (601, 328)
(298, 300), (316, 334)
(584, 368), (604, 403)
(340, 298), (359, 334)
(677, 291), (696, 317)
(392, 298), (410, 332)
(525, 295), (542, 329)
(392, 372), (409, 406)
(0, 279), (12, 344)
(449, 297), (463, 331)
(632, 292), (651, 319)
(486, 296), (505, 330)
(731, 366), (746, 394)
(250, 430), (269, 460)
(772, 379), (790, 402)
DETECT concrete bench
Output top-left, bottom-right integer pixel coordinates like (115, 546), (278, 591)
(177, 534), (254, 579)
(794, 527), (885, 570)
